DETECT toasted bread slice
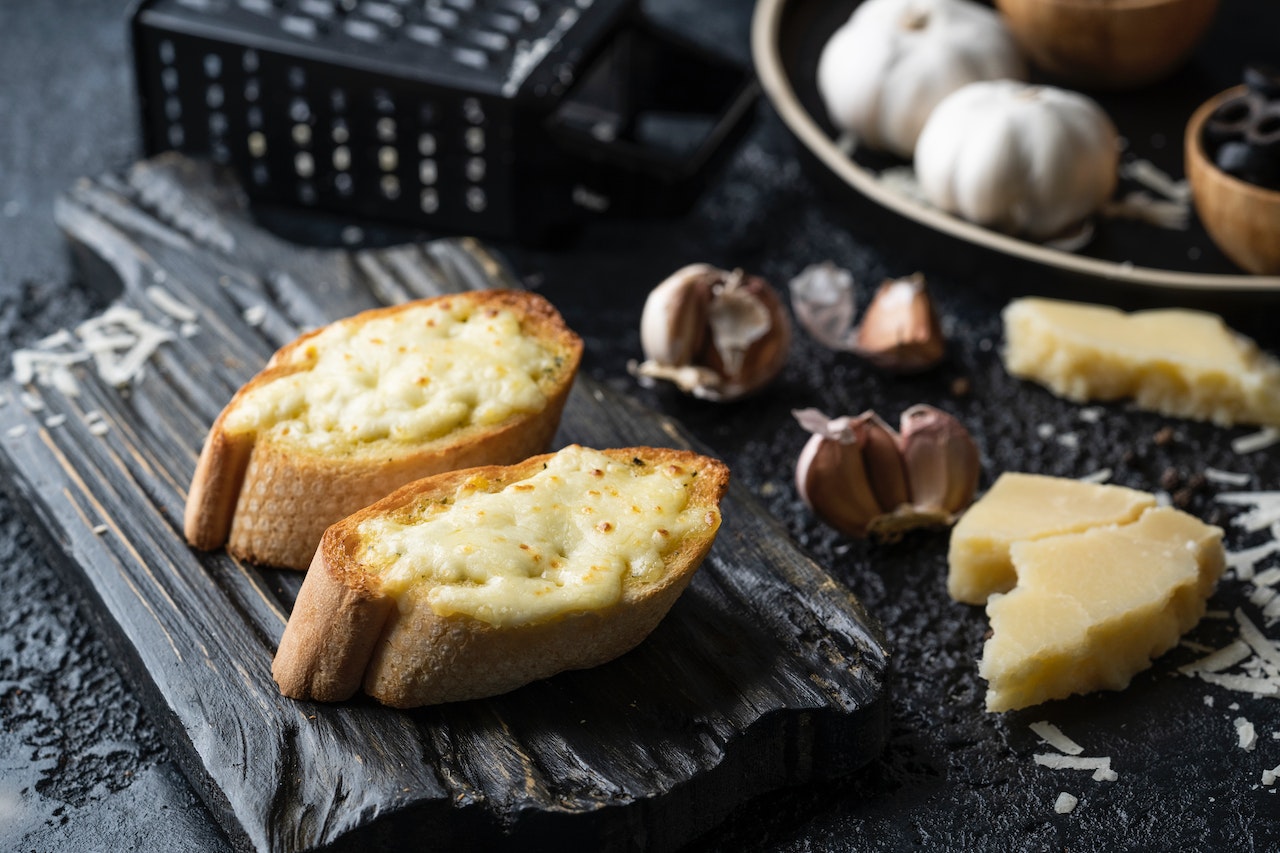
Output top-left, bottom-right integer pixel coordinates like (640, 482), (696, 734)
(184, 290), (582, 569)
(272, 445), (729, 707)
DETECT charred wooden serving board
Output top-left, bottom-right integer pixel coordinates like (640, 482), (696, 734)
(0, 156), (887, 852)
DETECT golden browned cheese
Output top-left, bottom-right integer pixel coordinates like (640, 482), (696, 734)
(272, 445), (730, 708)
(183, 290), (582, 569)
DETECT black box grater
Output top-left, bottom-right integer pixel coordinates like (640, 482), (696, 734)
(130, 0), (758, 242)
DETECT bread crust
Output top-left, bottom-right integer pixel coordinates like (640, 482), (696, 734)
(183, 290), (583, 570)
(271, 446), (730, 707)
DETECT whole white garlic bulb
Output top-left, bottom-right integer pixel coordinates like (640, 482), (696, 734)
(914, 79), (1120, 239)
(817, 0), (1026, 158)
(630, 264), (791, 402)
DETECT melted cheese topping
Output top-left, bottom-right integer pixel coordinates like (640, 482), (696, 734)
(357, 446), (711, 627)
(224, 302), (558, 452)
(1003, 297), (1280, 427)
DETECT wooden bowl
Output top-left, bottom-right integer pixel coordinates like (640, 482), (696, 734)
(994, 0), (1220, 90)
(1185, 86), (1280, 275)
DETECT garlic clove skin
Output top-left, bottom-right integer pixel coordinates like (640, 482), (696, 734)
(789, 262), (860, 351)
(898, 404), (980, 514)
(639, 263), (716, 366)
(633, 264), (791, 402)
(854, 274), (946, 372)
(794, 410), (885, 537)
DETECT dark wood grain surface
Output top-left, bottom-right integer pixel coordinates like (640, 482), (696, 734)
(0, 156), (888, 853)
(8, 3), (1280, 851)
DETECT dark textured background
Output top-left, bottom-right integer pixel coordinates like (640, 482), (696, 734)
(3, 1), (1280, 851)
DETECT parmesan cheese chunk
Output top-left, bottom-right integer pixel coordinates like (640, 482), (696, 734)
(1002, 297), (1280, 427)
(980, 506), (1225, 712)
(356, 446), (708, 627)
(948, 473), (1156, 604)
(224, 301), (558, 453)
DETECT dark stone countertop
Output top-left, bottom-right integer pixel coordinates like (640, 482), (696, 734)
(3, 1), (1280, 851)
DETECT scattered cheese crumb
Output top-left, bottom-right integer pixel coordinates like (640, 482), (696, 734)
(1235, 609), (1280, 670)
(145, 285), (199, 322)
(1102, 190), (1190, 230)
(1120, 158), (1192, 203)
(1056, 433), (1079, 449)
(1225, 541), (1280, 579)
(1054, 792), (1079, 814)
(1077, 407), (1104, 423)
(243, 305), (267, 327)
(5, 424), (27, 439)
(44, 414), (66, 429)
(1204, 467), (1252, 487)
(1218, 492), (1280, 533)
(1254, 567), (1280, 587)
(1030, 721), (1084, 756)
(36, 329), (74, 349)
(1204, 695), (1215, 707)
(1233, 427), (1280, 455)
(92, 524), (108, 535)
(1078, 468), (1112, 485)
(1198, 672), (1280, 696)
(1236, 717), (1258, 751)
(181, 322), (200, 338)
(1264, 766), (1280, 787)
(1037, 423), (1055, 439)
(1180, 640), (1251, 675)
(1033, 754), (1118, 782)
(19, 391), (44, 412)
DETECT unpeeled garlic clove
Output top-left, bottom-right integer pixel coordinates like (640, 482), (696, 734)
(631, 264), (791, 401)
(794, 403), (980, 539)
(898, 404), (980, 515)
(794, 409), (883, 537)
(854, 273), (945, 372)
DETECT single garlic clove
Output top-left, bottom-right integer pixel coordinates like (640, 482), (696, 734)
(794, 409), (884, 537)
(898, 404), (980, 515)
(633, 264), (791, 402)
(639, 263), (715, 366)
(853, 411), (911, 513)
(854, 273), (945, 372)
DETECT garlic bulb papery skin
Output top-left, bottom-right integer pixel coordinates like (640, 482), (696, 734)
(817, 0), (1026, 158)
(914, 80), (1120, 240)
(632, 264), (791, 402)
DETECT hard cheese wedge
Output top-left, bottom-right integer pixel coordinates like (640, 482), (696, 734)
(1003, 297), (1280, 426)
(979, 506), (1224, 712)
(947, 473), (1156, 604)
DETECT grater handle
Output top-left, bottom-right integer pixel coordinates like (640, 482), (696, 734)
(545, 17), (759, 217)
